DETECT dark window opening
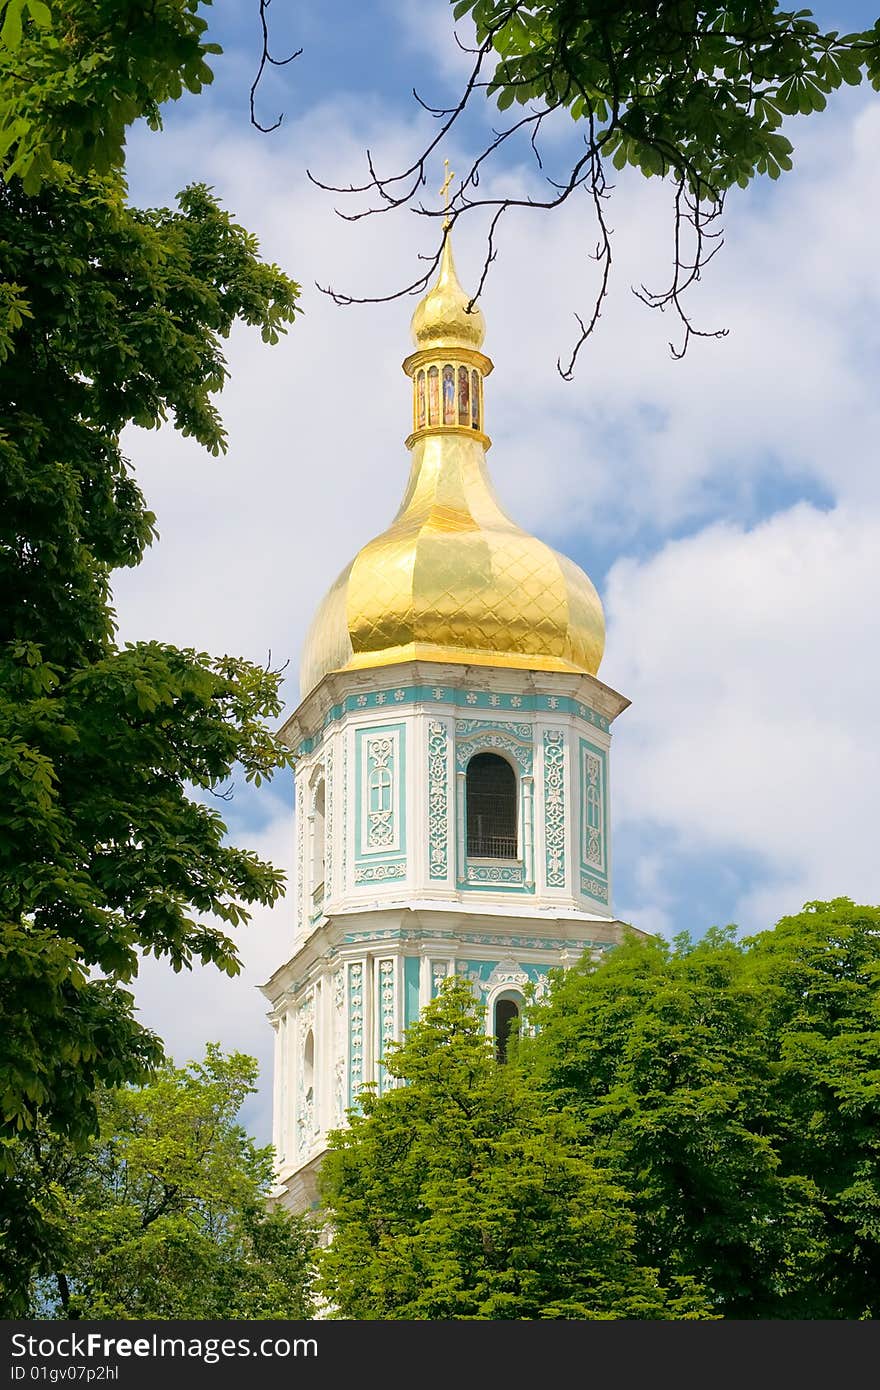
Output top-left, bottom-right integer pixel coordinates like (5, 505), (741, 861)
(494, 997), (520, 1063)
(466, 752), (517, 858)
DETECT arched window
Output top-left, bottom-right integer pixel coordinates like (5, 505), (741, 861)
(494, 996), (520, 1063)
(442, 364), (455, 423)
(470, 369), (480, 429)
(466, 752), (517, 859)
(311, 779), (325, 897)
(458, 365), (469, 424)
(416, 369), (426, 429)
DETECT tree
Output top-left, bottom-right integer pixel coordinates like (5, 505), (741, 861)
(0, 0), (221, 191)
(526, 901), (880, 1318)
(25, 1047), (316, 1319)
(0, 1), (299, 1311)
(744, 898), (880, 1318)
(317, 977), (713, 1319)
(312, 1), (880, 365)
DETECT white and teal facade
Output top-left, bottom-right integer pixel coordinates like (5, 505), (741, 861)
(262, 658), (630, 1214)
(261, 231), (635, 1213)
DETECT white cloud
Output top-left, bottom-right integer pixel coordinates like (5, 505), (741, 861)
(388, 0), (478, 85)
(605, 502), (880, 932)
(483, 99), (880, 538)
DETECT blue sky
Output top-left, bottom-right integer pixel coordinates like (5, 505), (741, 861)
(118, 0), (880, 1137)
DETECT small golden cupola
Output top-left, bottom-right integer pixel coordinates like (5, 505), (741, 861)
(299, 228), (606, 697)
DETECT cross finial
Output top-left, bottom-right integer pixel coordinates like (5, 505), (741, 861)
(440, 158), (454, 229)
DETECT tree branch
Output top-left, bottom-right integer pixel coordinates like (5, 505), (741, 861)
(250, 0), (302, 135)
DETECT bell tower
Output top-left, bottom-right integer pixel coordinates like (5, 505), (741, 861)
(262, 227), (631, 1213)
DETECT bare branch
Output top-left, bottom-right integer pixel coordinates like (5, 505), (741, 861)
(305, 5), (521, 215)
(307, 1), (746, 364)
(208, 783), (235, 802)
(316, 237), (447, 308)
(558, 147), (613, 380)
(250, 0), (302, 135)
(632, 179), (728, 359)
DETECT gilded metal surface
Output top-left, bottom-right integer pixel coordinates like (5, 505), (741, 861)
(409, 238), (486, 351)
(300, 431), (605, 695)
(298, 234), (606, 698)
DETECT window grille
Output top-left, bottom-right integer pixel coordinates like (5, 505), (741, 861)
(466, 752), (517, 859)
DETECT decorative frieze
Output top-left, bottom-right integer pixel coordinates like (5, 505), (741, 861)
(466, 863), (524, 885)
(325, 744), (334, 897)
(377, 959), (396, 1094)
(354, 861), (406, 884)
(456, 957), (552, 1000)
(294, 687), (611, 758)
(276, 1012), (288, 1162)
(296, 782), (305, 932)
(455, 719), (534, 774)
(581, 874), (609, 903)
(341, 739), (348, 890)
(543, 729), (566, 888)
(295, 991), (316, 1157)
(332, 968), (346, 1123)
(348, 962), (364, 1109)
(431, 960), (450, 997)
(340, 927), (616, 952)
(427, 720), (449, 880)
(486, 958), (530, 993)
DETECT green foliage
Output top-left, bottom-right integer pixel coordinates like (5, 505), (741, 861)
(0, 0), (301, 1312)
(320, 906), (880, 1319)
(318, 978), (714, 1319)
(0, 0), (220, 191)
(25, 1047), (317, 1318)
(455, 1), (875, 195)
(745, 899), (880, 1316)
(526, 902), (880, 1318)
(0, 158), (299, 1153)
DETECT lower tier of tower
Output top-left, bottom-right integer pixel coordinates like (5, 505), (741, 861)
(261, 904), (636, 1216)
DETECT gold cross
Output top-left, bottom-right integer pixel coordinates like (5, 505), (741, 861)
(440, 158), (454, 228)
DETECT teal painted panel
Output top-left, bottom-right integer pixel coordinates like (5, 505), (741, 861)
(581, 872), (610, 905)
(404, 956), (421, 1029)
(456, 959), (499, 994)
(354, 722), (407, 863)
(578, 736), (608, 882)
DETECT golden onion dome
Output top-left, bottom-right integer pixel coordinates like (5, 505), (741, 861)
(410, 236), (486, 351)
(299, 236), (605, 698)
